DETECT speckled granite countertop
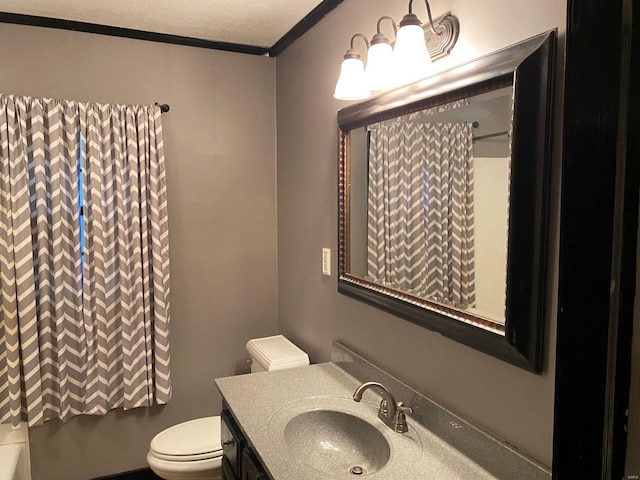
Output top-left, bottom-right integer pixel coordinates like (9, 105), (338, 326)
(215, 342), (550, 480)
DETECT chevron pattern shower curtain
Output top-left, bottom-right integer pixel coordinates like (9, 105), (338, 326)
(367, 111), (475, 309)
(0, 95), (171, 427)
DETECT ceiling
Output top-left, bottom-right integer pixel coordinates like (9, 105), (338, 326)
(0, 0), (334, 53)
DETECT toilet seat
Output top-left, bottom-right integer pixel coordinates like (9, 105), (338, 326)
(146, 451), (222, 480)
(149, 417), (222, 462)
(149, 449), (222, 462)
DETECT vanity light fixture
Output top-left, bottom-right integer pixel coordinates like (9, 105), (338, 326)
(394, 0), (437, 86)
(364, 16), (397, 92)
(333, 0), (460, 101)
(333, 33), (372, 101)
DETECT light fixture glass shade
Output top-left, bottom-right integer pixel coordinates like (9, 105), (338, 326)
(393, 24), (432, 87)
(365, 42), (395, 91)
(334, 57), (371, 101)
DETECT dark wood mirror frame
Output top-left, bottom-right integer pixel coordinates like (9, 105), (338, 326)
(337, 30), (556, 373)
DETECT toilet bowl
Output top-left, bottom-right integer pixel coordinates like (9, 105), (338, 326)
(147, 335), (309, 480)
(147, 416), (222, 480)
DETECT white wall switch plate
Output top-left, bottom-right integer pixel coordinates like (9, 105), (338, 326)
(322, 248), (331, 276)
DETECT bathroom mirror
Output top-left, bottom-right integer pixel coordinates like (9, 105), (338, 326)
(338, 31), (556, 372)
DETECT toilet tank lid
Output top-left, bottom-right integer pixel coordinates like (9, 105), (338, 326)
(246, 335), (309, 371)
(150, 416), (221, 456)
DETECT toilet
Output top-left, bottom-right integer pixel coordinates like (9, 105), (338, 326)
(147, 335), (309, 480)
(146, 417), (222, 480)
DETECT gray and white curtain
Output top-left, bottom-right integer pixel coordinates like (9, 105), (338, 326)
(367, 103), (475, 308)
(0, 95), (171, 427)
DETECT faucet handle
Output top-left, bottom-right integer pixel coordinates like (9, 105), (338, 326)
(393, 402), (412, 433)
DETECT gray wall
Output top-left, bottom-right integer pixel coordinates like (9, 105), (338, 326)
(276, 0), (565, 467)
(0, 24), (278, 480)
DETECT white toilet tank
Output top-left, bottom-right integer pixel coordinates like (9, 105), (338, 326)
(246, 335), (309, 373)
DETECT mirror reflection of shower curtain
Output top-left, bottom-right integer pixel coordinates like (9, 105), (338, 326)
(367, 120), (475, 309)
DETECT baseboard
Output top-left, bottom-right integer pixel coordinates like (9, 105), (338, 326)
(91, 468), (161, 480)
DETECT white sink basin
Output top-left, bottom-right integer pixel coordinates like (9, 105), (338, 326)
(284, 409), (390, 476)
(268, 396), (423, 478)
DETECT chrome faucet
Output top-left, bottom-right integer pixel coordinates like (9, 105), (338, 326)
(353, 381), (412, 433)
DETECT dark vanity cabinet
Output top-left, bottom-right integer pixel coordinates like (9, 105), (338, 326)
(221, 408), (270, 480)
(241, 448), (269, 480)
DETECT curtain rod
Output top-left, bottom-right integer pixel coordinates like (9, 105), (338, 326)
(473, 130), (509, 142)
(155, 102), (170, 113)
